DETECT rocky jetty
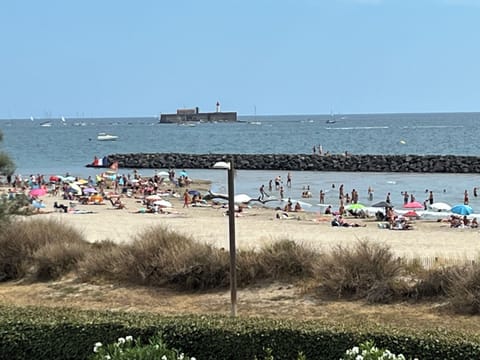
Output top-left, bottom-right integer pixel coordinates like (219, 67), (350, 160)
(86, 153), (480, 173)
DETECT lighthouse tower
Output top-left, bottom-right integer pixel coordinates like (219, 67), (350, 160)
(216, 101), (220, 112)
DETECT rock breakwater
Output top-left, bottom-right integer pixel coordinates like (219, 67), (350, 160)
(87, 153), (480, 173)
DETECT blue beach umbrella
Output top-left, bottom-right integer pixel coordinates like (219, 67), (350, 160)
(451, 204), (473, 215)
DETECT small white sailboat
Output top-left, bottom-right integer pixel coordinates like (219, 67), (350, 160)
(97, 132), (119, 141)
(248, 105), (261, 125)
(326, 109), (337, 124)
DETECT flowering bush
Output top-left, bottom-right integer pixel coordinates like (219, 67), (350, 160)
(341, 341), (418, 360)
(90, 335), (196, 360)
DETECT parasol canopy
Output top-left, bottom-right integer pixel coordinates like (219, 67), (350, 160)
(451, 204), (473, 215)
(372, 201), (393, 208)
(29, 188), (47, 197)
(346, 203), (365, 211)
(429, 202), (451, 212)
(403, 201), (424, 209)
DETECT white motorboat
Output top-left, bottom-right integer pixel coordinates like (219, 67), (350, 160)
(97, 133), (118, 141)
(40, 121), (52, 127)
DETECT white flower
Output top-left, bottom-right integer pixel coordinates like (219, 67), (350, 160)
(178, 353), (185, 360)
(355, 355), (363, 360)
(351, 346), (360, 354)
(125, 335), (133, 342)
(161, 356), (167, 360)
(105, 356), (111, 360)
(191, 357), (196, 360)
(117, 337), (126, 344)
(93, 342), (103, 353)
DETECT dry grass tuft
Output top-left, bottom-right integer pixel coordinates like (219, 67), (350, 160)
(256, 239), (320, 280)
(446, 264), (480, 315)
(412, 266), (456, 299)
(0, 219), (87, 281)
(316, 240), (405, 303)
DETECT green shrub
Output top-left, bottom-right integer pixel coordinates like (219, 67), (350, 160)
(89, 334), (196, 360)
(1, 305), (479, 360)
(0, 193), (30, 225)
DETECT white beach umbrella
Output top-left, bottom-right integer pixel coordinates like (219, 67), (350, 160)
(234, 194), (252, 204)
(429, 202), (452, 212)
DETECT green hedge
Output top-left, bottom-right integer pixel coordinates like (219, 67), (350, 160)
(0, 305), (479, 359)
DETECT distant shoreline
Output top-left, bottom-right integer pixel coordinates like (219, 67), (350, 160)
(3, 110), (480, 121)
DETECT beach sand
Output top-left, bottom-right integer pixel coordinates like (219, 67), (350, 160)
(26, 185), (480, 263)
(4, 183), (480, 326)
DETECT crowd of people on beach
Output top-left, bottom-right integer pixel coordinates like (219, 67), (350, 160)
(2, 165), (480, 233)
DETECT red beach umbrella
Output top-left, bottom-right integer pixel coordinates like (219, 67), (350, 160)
(29, 188), (47, 197)
(403, 210), (418, 218)
(403, 201), (424, 209)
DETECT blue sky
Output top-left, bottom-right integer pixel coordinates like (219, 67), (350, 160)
(1, 0), (479, 118)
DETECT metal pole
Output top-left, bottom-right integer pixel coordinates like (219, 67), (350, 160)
(227, 159), (237, 317)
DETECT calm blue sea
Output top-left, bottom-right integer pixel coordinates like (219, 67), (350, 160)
(1, 112), (479, 211)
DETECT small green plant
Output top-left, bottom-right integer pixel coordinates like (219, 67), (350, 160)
(341, 341), (418, 360)
(90, 335), (196, 360)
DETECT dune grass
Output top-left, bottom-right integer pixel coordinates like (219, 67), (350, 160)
(1, 218), (480, 314)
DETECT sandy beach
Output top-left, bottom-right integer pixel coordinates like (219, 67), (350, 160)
(12, 182), (479, 264)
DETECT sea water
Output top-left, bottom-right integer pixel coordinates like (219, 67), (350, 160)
(0, 113), (479, 212)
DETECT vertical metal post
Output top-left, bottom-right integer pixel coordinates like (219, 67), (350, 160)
(227, 159), (237, 317)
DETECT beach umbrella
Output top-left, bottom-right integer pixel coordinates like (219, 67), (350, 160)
(188, 190), (201, 196)
(403, 201), (424, 209)
(180, 170), (188, 177)
(67, 183), (81, 194)
(29, 188), (47, 197)
(372, 201), (393, 208)
(403, 210), (419, 218)
(75, 179), (88, 185)
(157, 171), (169, 176)
(153, 199), (172, 208)
(234, 194), (252, 204)
(64, 176), (77, 183)
(429, 202), (452, 212)
(451, 204), (473, 215)
(346, 203), (365, 210)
